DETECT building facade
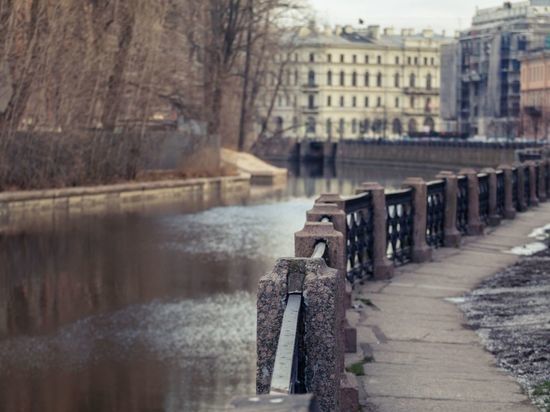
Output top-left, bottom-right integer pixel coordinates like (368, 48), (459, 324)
(258, 25), (451, 140)
(521, 50), (550, 139)
(440, 0), (550, 139)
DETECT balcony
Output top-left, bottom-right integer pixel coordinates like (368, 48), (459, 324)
(403, 87), (440, 96)
(301, 106), (320, 114)
(301, 83), (320, 92)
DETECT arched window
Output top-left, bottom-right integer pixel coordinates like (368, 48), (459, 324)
(361, 119), (370, 134)
(326, 118), (333, 137)
(376, 72), (383, 87)
(327, 70), (333, 86)
(394, 73), (400, 88)
(410, 73), (416, 88)
(306, 116), (316, 133)
(426, 73), (432, 90)
(424, 117), (435, 133)
(408, 118), (418, 134)
(338, 118), (345, 137)
(364, 72), (370, 87)
(352, 119), (357, 134)
(308, 70), (316, 86)
(352, 72), (357, 87)
(340, 71), (345, 86)
(274, 116), (284, 134)
(372, 119), (383, 133)
(392, 118), (402, 135)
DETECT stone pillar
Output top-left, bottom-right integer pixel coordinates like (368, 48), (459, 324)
(436, 171), (462, 247)
(402, 178), (432, 262)
(305, 205), (356, 354)
(315, 193), (345, 210)
(481, 168), (501, 226)
(256, 257), (343, 411)
(537, 160), (547, 202)
(498, 164), (517, 219)
(527, 161), (539, 207)
(459, 168), (484, 235)
(356, 182), (394, 280)
(514, 162), (527, 212)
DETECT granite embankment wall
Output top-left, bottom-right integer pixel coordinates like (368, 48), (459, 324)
(0, 175), (250, 228)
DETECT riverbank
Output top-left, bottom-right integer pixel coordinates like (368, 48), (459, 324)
(0, 174), (251, 228)
(460, 239), (550, 411)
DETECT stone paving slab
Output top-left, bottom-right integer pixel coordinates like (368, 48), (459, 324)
(347, 203), (550, 412)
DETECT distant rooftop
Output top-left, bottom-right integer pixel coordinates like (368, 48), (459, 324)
(472, 0), (550, 27)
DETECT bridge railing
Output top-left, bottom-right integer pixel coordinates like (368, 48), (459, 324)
(231, 155), (550, 412)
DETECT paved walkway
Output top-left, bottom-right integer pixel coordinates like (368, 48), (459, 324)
(347, 203), (550, 412)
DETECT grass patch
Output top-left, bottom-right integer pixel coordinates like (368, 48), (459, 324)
(345, 356), (375, 376)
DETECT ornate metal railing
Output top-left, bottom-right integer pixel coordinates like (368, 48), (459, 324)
(524, 166), (531, 207)
(344, 193), (374, 281)
(456, 176), (469, 235)
(386, 189), (414, 264)
(496, 171), (505, 217)
(426, 180), (445, 248)
(512, 168), (519, 211)
(478, 174), (490, 225)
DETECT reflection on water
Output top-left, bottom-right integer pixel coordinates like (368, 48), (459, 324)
(0, 162), (440, 411)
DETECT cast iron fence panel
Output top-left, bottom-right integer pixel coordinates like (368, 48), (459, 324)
(512, 168), (519, 210)
(496, 171), (505, 217)
(478, 174), (490, 225)
(344, 193), (374, 281)
(426, 180), (445, 248)
(524, 166), (531, 207)
(386, 189), (414, 264)
(457, 176), (469, 235)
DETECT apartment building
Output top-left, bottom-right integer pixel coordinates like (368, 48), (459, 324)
(441, 0), (550, 138)
(521, 49), (550, 139)
(259, 25), (451, 140)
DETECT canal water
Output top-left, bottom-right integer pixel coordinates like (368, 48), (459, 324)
(0, 162), (439, 412)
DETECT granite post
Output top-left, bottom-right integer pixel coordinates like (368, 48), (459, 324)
(514, 163), (527, 212)
(402, 178), (432, 262)
(436, 171), (462, 247)
(356, 183), (394, 279)
(459, 168), (484, 235)
(527, 161), (539, 206)
(498, 164), (517, 219)
(537, 160), (547, 202)
(481, 168), (501, 226)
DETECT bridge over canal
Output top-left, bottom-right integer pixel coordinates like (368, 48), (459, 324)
(230, 156), (550, 411)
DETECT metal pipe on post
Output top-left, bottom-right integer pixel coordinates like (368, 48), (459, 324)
(436, 171), (462, 247)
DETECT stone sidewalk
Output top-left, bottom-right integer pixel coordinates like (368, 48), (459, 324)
(346, 203), (550, 412)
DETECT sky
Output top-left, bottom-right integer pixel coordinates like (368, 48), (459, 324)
(307, 0), (511, 34)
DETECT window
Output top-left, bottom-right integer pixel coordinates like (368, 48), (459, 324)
(327, 70), (333, 86)
(414, 57), (418, 65)
(365, 55), (369, 64)
(392, 119), (402, 135)
(353, 55), (357, 63)
(327, 54), (332, 63)
(431, 57), (435, 65)
(340, 96), (345, 107)
(340, 71), (345, 86)
(309, 53), (315, 63)
(426, 74), (432, 90)
(306, 116), (316, 133)
(376, 72), (383, 87)
(377, 55), (382, 64)
(410, 96), (415, 108)
(377, 97), (382, 107)
(338, 118), (345, 137)
(395, 97), (399, 108)
(308, 95), (315, 109)
(352, 119), (357, 134)
(352, 72), (357, 86)
(395, 56), (400, 65)
(364, 96), (369, 107)
(292, 116), (298, 129)
(364, 72), (370, 87)
(326, 118), (332, 137)
(294, 70), (299, 86)
(410, 73), (416, 88)
(352, 96), (357, 107)
(394, 73), (400, 87)
(408, 57), (412, 65)
(425, 98), (432, 113)
(327, 96), (332, 106)
(340, 54), (345, 63)
(308, 70), (316, 86)
(424, 57), (428, 65)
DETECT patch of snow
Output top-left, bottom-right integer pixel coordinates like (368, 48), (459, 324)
(528, 223), (550, 241)
(507, 242), (547, 256)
